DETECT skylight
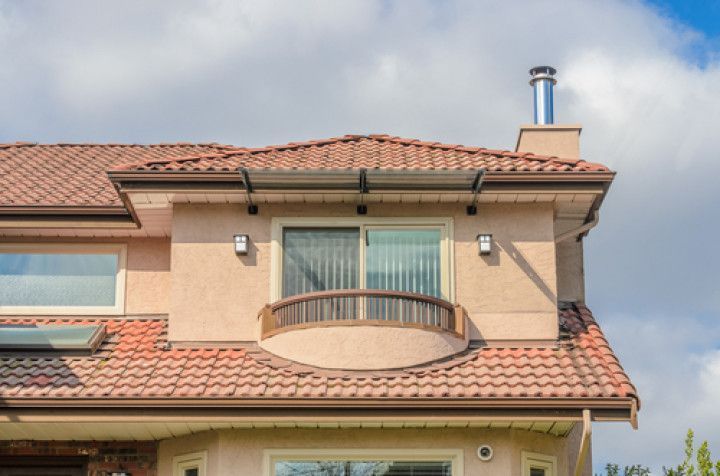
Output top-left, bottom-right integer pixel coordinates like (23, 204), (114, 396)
(0, 324), (105, 352)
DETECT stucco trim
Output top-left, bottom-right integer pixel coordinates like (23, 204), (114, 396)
(263, 448), (464, 476)
(172, 450), (207, 476)
(521, 451), (557, 476)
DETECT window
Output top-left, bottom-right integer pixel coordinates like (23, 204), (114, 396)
(173, 451), (206, 476)
(521, 452), (557, 476)
(265, 449), (462, 476)
(273, 218), (453, 301)
(275, 460), (451, 475)
(0, 244), (126, 315)
(0, 324), (105, 352)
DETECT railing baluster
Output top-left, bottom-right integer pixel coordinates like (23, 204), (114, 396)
(263, 290), (462, 338)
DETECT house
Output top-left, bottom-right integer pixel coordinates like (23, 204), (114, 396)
(0, 67), (637, 475)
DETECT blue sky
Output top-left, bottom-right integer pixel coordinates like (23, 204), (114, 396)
(650, 0), (720, 37)
(0, 0), (719, 473)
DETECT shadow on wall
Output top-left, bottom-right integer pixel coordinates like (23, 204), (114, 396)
(489, 239), (557, 305)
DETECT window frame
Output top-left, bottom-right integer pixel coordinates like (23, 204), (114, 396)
(264, 448), (463, 476)
(0, 243), (127, 315)
(271, 217), (454, 303)
(172, 451), (207, 476)
(521, 451), (557, 476)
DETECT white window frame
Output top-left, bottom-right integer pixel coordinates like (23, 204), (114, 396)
(173, 450), (207, 476)
(521, 451), (557, 476)
(264, 448), (463, 476)
(270, 217), (455, 303)
(0, 243), (127, 315)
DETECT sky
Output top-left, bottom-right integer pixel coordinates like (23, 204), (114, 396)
(0, 0), (719, 472)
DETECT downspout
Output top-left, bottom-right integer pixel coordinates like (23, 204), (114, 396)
(555, 211), (599, 243)
(573, 409), (592, 476)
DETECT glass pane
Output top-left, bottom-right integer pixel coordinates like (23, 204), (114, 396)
(366, 229), (441, 297)
(0, 253), (117, 306)
(530, 469), (546, 476)
(275, 460), (452, 475)
(0, 324), (104, 350)
(184, 468), (199, 476)
(282, 228), (360, 298)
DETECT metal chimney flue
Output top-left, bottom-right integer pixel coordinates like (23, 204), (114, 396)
(529, 66), (557, 125)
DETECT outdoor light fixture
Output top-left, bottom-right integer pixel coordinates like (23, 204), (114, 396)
(477, 234), (492, 255)
(234, 234), (249, 255)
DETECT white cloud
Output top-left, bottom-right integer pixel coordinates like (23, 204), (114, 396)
(0, 0), (719, 471)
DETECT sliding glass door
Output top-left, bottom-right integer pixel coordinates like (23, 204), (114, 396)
(280, 223), (448, 301)
(282, 228), (360, 298)
(365, 229), (441, 298)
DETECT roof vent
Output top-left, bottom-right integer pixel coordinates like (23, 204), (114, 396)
(529, 66), (557, 125)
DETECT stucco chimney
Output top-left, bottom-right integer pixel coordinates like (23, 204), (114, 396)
(515, 66), (582, 159)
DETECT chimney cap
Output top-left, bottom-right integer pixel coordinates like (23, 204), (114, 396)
(529, 66), (557, 85)
(530, 65), (557, 75)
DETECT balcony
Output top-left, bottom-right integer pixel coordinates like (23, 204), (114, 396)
(257, 290), (468, 370)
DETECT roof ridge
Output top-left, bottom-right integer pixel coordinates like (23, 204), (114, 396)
(112, 134), (598, 171)
(0, 142), (238, 149)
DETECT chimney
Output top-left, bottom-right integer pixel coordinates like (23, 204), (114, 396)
(530, 66), (556, 125)
(515, 66), (582, 159)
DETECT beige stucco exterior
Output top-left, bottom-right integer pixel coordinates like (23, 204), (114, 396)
(125, 238), (171, 314)
(515, 124), (582, 159)
(556, 239), (586, 303)
(169, 202), (559, 344)
(158, 427), (591, 476)
(260, 323), (468, 369)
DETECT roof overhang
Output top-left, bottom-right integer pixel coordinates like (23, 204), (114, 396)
(0, 205), (137, 229)
(108, 168), (615, 191)
(0, 398), (636, 440)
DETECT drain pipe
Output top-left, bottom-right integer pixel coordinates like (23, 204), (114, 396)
(573, 409), (592, 476)
(555, 211), (599, 243)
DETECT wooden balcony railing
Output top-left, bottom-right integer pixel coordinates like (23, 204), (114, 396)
(258, 289), (466, 339)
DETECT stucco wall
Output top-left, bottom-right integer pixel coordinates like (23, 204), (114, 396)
(555, 239), (585, 304)
(260, 324), (468, 369)
(157, 427), (581, 476)
(168, 202), (558, 343)
(125, 238), (171, 314)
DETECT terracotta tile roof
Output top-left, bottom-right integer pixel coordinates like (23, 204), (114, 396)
(114, 135), (610, 173)
(0, 136), (611, 209)
(0, 305), (636, 404)
(0, 143), (235, 207)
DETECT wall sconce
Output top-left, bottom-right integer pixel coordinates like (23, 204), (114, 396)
(234, 234), (249, 255)
(477, 234), (492, 255)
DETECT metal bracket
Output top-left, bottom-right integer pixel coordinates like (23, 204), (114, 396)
(357, 168), (368, 215)
(240, 168), (258, 215)
(466, 169), (486, 215)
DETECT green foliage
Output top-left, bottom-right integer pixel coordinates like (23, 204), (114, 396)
(596, 463), (650, 476)
(598, 429), (720, 476)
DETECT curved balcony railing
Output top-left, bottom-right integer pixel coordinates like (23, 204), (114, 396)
(258, 289), (466, 339)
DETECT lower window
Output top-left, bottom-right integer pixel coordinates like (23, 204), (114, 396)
(173, 451), (206, 476)
(521, 451), (557, 476)
(268, 450), (461, 476)
(275, 460), (451, 475)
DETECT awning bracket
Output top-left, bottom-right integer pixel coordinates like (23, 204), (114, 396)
(466, 169), (486, 215)
(240, 168), (258, 215)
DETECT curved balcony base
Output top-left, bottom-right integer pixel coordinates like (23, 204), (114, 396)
(259, 321), (468, 370)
